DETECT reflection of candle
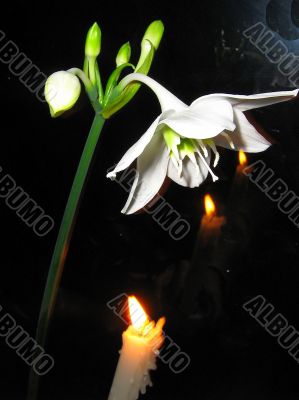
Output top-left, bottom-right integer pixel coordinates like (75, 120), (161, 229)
(199, 194), (226, 247)
(180, 195), (225, 313)
(239, 150), (247, 168)
(234, 150), (248, 185)
(108, 296), (165, 400)
(229, 151), (250, 206)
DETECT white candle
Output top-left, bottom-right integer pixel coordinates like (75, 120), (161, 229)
(108, 296), (165, 400)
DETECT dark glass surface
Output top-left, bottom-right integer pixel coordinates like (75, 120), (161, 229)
(0, 0), (299, 398)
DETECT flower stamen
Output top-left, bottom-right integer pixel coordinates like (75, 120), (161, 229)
(169, 151), (181, 173)
(207, 140), (220, 167)
(221, 132), (235, 149)
(197, 140), (208, 158)
(196, 149), (219, 182)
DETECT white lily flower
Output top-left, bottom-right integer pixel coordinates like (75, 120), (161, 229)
(107, 73), (298, 214)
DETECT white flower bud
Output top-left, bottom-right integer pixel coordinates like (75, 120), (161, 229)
(45, 71), (81, 117)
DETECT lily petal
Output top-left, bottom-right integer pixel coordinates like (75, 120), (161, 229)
(107, 116), (160, 179)
(190, 98), (234, 120)
(121, 133), (169, 214)
(214, 109), (271, 152)
(162, 104), (235, 139)
(192, 89), (298, 112)
(167, 149), (211, 187)
(120, 72), (187, 112)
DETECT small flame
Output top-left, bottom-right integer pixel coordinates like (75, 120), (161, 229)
(239, 150), (247, 166)
(128, 296), (148, 331)
(204, 194), (216, 218)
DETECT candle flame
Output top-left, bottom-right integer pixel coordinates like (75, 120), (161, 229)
(128, 296), (148, 331)
(204, 194), (216, 218)
(239, 150), (247, 166)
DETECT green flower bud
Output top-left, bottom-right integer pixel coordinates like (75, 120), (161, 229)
(44, 71), (81, 118)
(102, 20), (164, 118)
(116, 42), (131, 67)
(85, 22), (101, 57)
(135, 20), (164, 72)
(143, 20), (164, 50)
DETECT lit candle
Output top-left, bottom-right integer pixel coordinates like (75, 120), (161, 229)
(199, 194), (226, 247)
(108, 296), (165, 400)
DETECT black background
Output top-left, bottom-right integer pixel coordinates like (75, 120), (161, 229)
(0, 0), (299, 399)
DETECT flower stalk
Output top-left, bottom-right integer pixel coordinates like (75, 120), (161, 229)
(27, 113), (105, 400)
(27, 20), (164, 400)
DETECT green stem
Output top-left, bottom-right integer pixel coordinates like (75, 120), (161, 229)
(95, 61), (104, 103)
(27, 112), (105, 400)
(67, 68), (100, 112)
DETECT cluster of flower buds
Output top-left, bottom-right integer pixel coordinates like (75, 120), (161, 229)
(44, 20), (164, 118)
